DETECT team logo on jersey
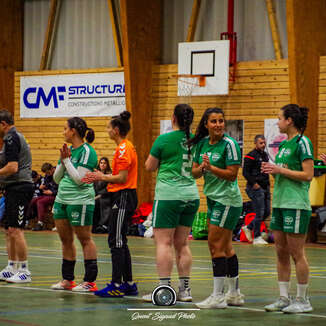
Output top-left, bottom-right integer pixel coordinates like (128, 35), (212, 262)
(279, 148), (291, 158)
(71, 158), (78, 164)
(119, 149), (126, 158)
(284, 216), (293, 225)
(212, 153), (220, 161)
(71, 211), (80, 219)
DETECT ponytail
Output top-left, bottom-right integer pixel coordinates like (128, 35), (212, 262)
(281, 104), (308, 142)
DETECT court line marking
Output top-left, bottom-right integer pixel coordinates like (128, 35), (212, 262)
(2, 246), (326, 269)
(1, 284), (326, 319)
(127, 308), (200, 311)
(1, 251), (326, 280)
(3, 245), (326, 266)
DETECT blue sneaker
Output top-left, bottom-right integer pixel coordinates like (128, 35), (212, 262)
(94, 282), (125, 298)
(119, 282), (138, 296)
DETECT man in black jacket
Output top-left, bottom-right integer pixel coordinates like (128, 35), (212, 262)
(242, 135), (270, 245)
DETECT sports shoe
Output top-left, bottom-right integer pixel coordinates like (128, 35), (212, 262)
(225, 291), (245, 306)
(196, 294), (227, 309)
(94, 282), (124, 297)
(282, 297), (313, 314)
(119, 282), (138, 296)
(6, 270), (31, 283)
(253, 236), (268, 245)
(177, 287), (192, 302)
(72, 281), (98, 292)
(265, 296), (291, 312)
(32, 223), (44, 231)
(0, 267), (16, 281)
(241, 226), (253, 242)
(142, 293), (152, 302)
(51, 280), (77, 290)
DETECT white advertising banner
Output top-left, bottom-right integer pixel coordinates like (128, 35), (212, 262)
(264, 119), (287, 163)
(20, 72), (126, 118)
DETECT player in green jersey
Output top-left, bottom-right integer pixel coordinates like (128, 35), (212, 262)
(190, 107), (244, 309)
(262, 104), (314, 314)
(51, 117), (99, 293)
(143, 104), (200, 303)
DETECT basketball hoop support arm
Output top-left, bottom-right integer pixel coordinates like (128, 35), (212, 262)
(221, 0), (237, 82)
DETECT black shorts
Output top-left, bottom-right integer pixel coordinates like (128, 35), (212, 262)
(2, 183), (34, 229)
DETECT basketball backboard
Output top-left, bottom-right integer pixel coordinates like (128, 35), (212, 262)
(178, 40), (229, 96)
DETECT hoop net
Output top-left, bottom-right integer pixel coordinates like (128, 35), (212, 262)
(175, 74), (206, 97)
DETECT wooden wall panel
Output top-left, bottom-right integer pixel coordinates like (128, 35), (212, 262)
(14, 57), (326, 211)
(287, 0), (326, 150)
(151, 60), (290, 212)
(0, 0), (23, 114)
(14, 69), (122, 173)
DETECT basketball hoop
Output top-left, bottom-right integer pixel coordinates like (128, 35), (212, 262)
(174, 74), (206, 97)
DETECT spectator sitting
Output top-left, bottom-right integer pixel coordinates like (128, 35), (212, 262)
(26, 171), (44, 226)
(32, 170), (44, 198)
(93, 157), (112, 234)
(31, 163), (58, 231)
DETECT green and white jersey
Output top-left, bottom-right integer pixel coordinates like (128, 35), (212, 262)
(194, 134), (242, 207)
(55, 143), (98, 205)
(273, 135), (313, 210)
(150, 130), (199, 200)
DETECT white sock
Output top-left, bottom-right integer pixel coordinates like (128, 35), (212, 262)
(159, 278), (171, 286)
(226, 276), (240, 294)
(278, 281), (290, 298)
(179, 277), (190, 290)
(8, 260), (18, 270)
(297, 283), (308, 299)
(213, 277), (225, 296)
(19, 261), (29, 271)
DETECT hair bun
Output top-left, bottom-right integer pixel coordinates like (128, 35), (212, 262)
(120, 110), (131, 121)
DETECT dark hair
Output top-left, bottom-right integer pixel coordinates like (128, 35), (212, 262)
(281, 104), (308, 142)
(0, 109), (14, 125)
(97, 157), (112, 174)
(110, 110), (131, 137)
(67, 117), (95, 143)
(254, 134), (265, 143)
(189, 107), (225, 145)
(32, 170), (38, 179)
(41, 162), (53, 173)
(174, 104), (194, 158)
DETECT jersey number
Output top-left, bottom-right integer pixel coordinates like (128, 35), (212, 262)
(181, 154), (192, 177)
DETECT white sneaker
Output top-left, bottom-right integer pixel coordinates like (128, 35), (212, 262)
(142, 293), (152, 302)
(177, 287), (192, 302)
(253, 236), (268, 245)
(225, 291), (245, 306)
(282, 297), (313, 313)
(241, 226), (253, 242)
(0, 266), (16, 281)
(265, 296), (290, 312)
(51, 280), (77, 290)
(196, 294), (227, 309)
(72, 282), (98, 292)
(6, 270), (31, 283)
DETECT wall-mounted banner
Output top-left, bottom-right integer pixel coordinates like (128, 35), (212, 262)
(264, 119), (287, 163)
(20, 72), (126, 118)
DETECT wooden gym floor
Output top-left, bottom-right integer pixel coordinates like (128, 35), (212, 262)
(0, 230), (326, 326)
